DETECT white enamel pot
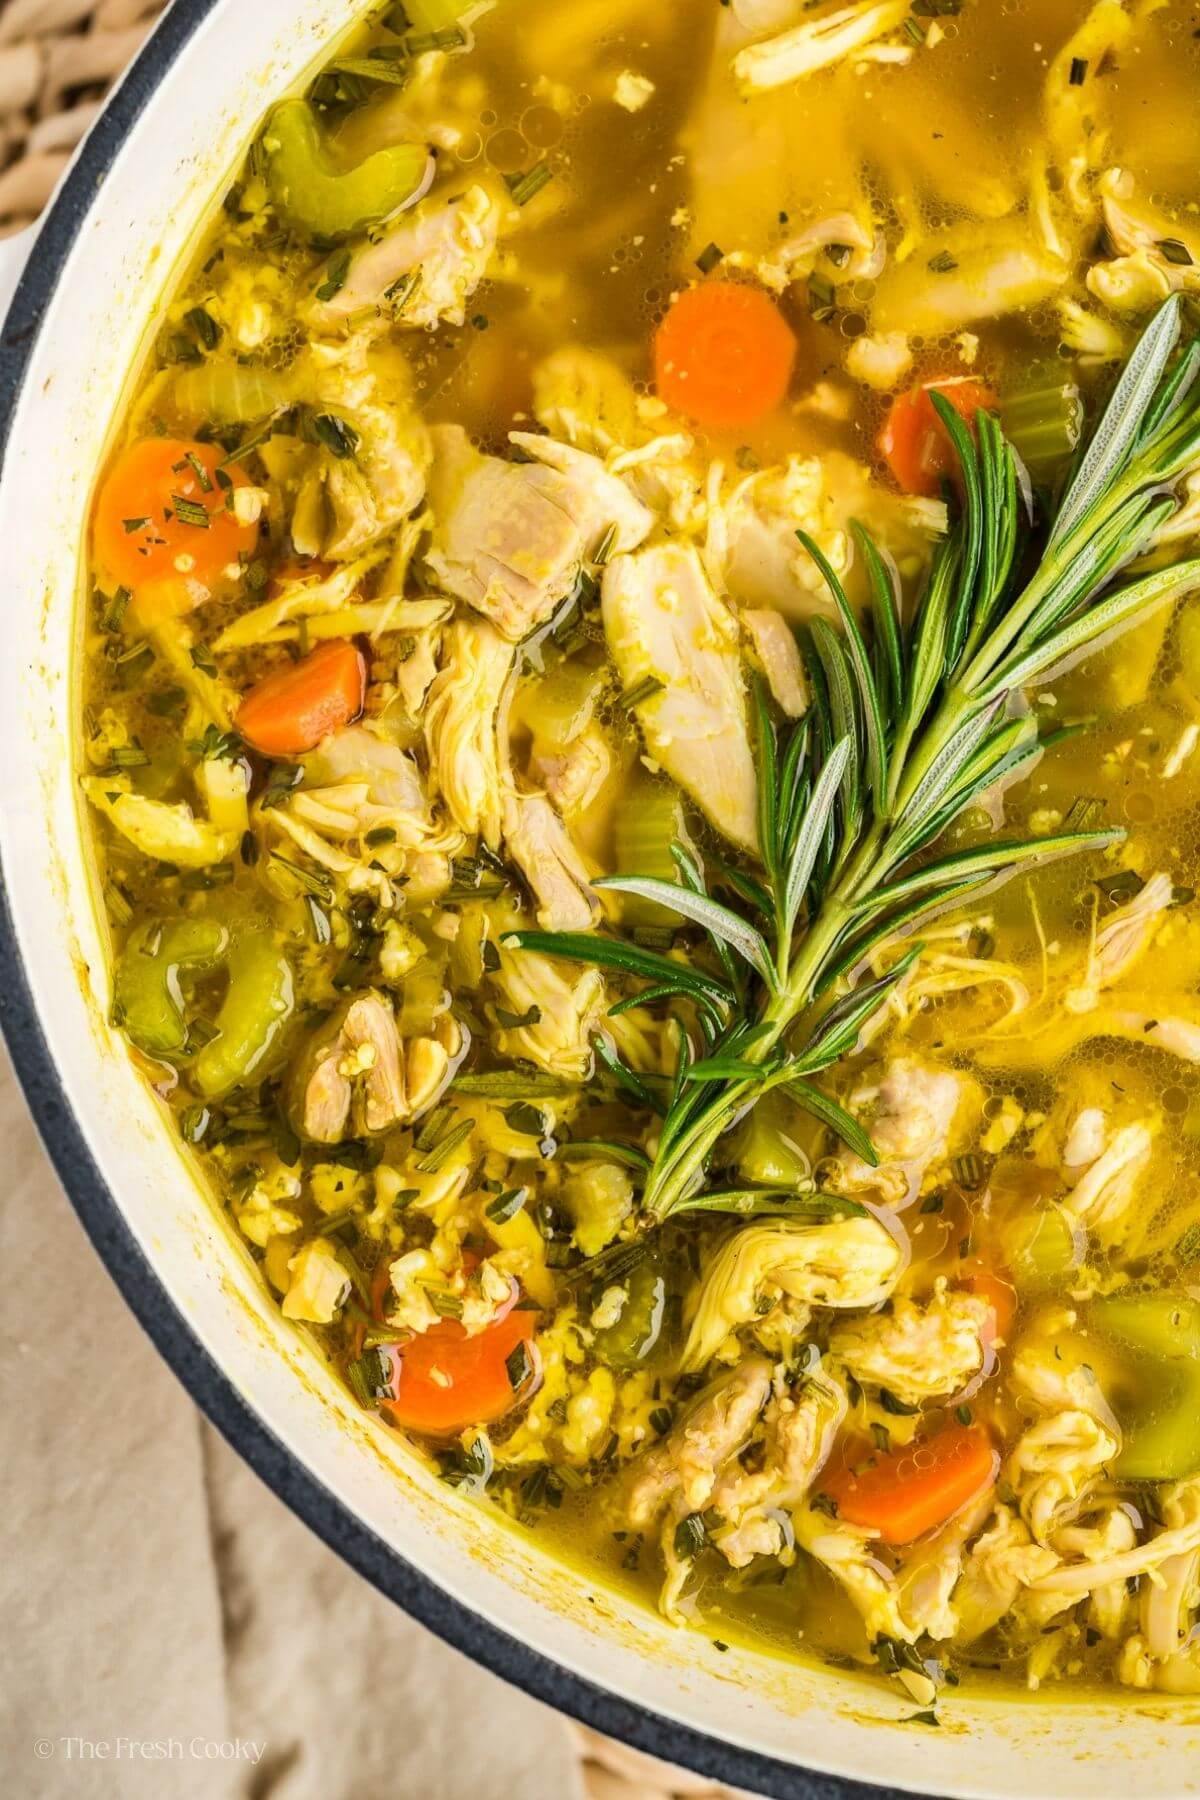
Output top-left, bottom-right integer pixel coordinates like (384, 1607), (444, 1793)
(0, 5), (1196, 1795)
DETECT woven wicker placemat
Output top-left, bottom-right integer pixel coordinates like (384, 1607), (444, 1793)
(0, 3), (744, 1794)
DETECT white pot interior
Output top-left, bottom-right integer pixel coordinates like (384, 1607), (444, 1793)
(1, 3), (1197, 1793)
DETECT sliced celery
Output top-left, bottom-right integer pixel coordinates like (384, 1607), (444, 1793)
(1090, 1292), (1200, 1480)
(264, 100), (429, 241)
(592, 1259), (668, 1370)
(114, 918), (228, 1057)
(194, 932), (296, 1098)
(1007, 1204), (1080, 1289)
(999, 377), (1083, 486)
(612, 773), (690, 928)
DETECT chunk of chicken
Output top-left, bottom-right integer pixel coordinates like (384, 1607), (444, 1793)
(530, 723), (611, 816)
(870, 221), (1068, 337)
(732, 1), (910, 92)
(306, 184), (500, 332)
(708, 451), (945, 623)
(1028, 1478), (1200, 1601)
(1063, 871), (1175, 1014)
(487, 945), (605, 1081)
(602, 543), (759, 853)
(709, 1365), (847, 1567)
(83, 759), (248, 870)
(287, 991), (460, 1143)
(626, 1356), (773, 1529)
(282, 1237), (351, 1323)
(828, 1283), (990, 1405)
(424, 617), (515, 848)
(827, 1057), (979, 1208)
(951, 1505), (1060, 1643)
(741, 608), (807, 718)
(290, 340), (431, 561)
(895, 1488), (997, 1642)
(425, 426), (648, 642)
(681, 1215), (904, 1373)
(508, 432), (655, 552)
(792, 1506), (913, 1643)
(1062, 1119), (1155, 1244)
(1087, 170), (1200, 313)
(502, 790), (600, 932)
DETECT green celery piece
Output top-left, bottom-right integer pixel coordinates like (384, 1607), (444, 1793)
(265, 100), (429, 241)
(1091, 1292), (1200, 1480)
(194, 931), (296, 1099)
(114, 918), (228, 1056)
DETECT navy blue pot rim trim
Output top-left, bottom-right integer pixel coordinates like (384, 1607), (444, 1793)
(0, 10), (910, 1798)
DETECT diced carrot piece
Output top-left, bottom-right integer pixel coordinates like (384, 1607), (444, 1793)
(822, 1423), (998, 1546)
(381, 1306), (540, 1438)
(93, 437), (258, 596)
(236, 639), (366, 757)
(655, 280), (797, 429)
(878, 378), (997, 497)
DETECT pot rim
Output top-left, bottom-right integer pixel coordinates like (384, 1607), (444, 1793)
(0, 6), (890, 1796)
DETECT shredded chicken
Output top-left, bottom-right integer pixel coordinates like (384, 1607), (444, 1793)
(740, 608), (807, 717)
(424, 617), (515, 847)
(306, 184), (500, 331)
(626, 1357), (773, 1529)
(709, 1364), (847, 1567)
(951, 1505), (1061, 1643)
(827, 1057), (978, 1207)
(488, 945), (605, 1080)
(793, 1506), (913, 1643)
(602, 543), (759, 853)
(426, 426), (649, 641)
(732, 1), (910, 92)
(501, 790), (600, 931)
(1029, 1478), (1200, 1599)
(288, 991), (460, 1143)
(680, 1215), (904, 1373)
(828, 1283), (990, 1404)
(290, 339), (431, 561)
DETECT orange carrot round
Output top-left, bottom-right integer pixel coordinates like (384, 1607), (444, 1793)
(654, 280), (797, 429)
(878, 378), (997, 497)
(822, 1423), (998, 1545)
(93, 437), (258, 596)
(237, 639), (366, 756)
(381, 1304), (540, 1438)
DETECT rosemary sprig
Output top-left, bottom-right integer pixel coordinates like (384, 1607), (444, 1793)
(510, 298), (1200, 1220)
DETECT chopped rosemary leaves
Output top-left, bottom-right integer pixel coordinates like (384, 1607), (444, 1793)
(504, 1338), (536, 1391)
(505, 161), (553, 207)
(695, 242), (724, 275)
(616, 674), (666, 711)
(170, 494), (211, 529)
(415, 1117), (476, 1173)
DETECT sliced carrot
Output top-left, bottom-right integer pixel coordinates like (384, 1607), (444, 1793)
(961, 1264), (1017, 1344)
(236, 639), (366, 756)
(654, 280), (797, 430)
(878, 378), (997, 497)
(93, 437), (258, 597)
(822, 1423), (998, 1546)
(380, 1305), (540, 1438)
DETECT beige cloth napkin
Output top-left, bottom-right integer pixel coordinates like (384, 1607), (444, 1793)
(0, 1045), (585, 1800)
